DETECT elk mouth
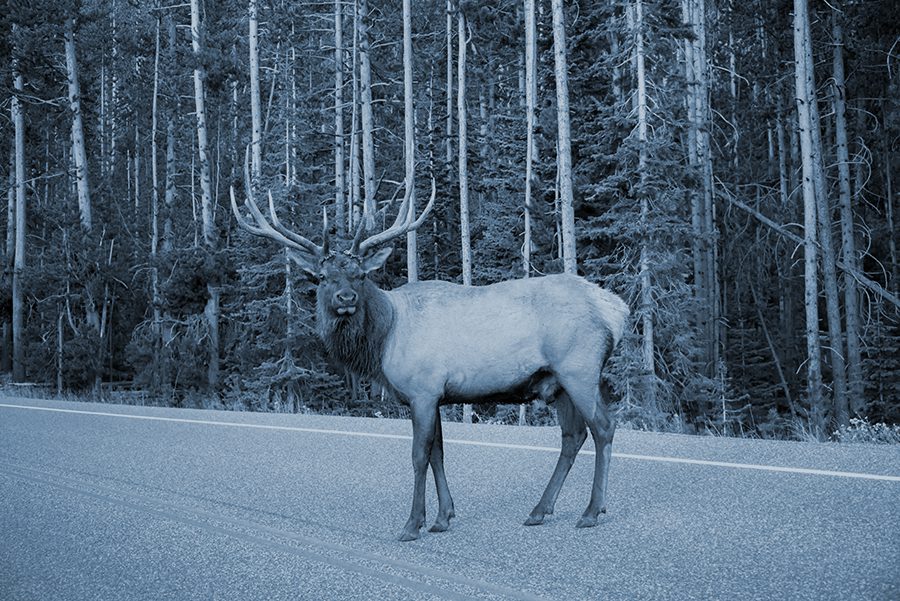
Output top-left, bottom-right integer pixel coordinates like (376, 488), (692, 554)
(335, 306), (357, 316)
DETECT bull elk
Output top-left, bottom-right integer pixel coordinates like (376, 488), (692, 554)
(231, 171), (629, 541)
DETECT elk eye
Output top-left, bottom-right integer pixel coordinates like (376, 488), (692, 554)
(318, 272), (327, 280)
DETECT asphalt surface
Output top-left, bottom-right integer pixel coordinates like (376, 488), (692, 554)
(1, 397), (898, 601)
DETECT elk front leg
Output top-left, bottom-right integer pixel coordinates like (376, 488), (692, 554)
(399, 402), (437, 541)
(428, 409), (455, 532)
(525, 393), (586, 525)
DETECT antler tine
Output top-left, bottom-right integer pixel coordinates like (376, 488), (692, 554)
(349, 212), (367, 254)
(408, 176), (437, 231)
(267, 191), (322, 255)
(357, 176), (436, 256)
(350, 181), (404, 254)
(355, 180), (414, 255)
(230, 150), (321, 257)
(231, 186), (313, 255)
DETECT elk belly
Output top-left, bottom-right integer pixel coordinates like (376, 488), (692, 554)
(441, 368), (560, 406)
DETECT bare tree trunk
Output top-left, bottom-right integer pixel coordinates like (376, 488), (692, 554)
(249, 0), (262, 178)
(458, 6), (473, 424)
(65, 14), (103, 393)
(2, 145), (13, 373)
(551, 0), (576, 274)
(109, 2), (119, 172)
(65, 17), (92, 232)
(458, 9), (471, 288)
(191, 0), (219, 390)
(334, 0), (346, 235)
(358, 0), (376, 229)
(150, 17), (163, 394)
(57, 309), (64, 394)
(776, 97), (789, 207)
(349, 3), (361, 231)
(520, 0), (537, 427)
(682, 0), (703, 309)
(403, 0), (418, 281)
(802, 4), (848, 429)
(133, 124), (141, 214)
(446, 0), (453, 169)
(634, 0), (655, 396)
(163, 17), (177, 254)
(191, 0), (215, 248)
(682, 0), (713, 377)
(523, 0), (536, 281)
(884, 126), (898, 296)
(284, 40), (295, 185)
(687, 0), (718, 374)
(11, 51), (25, 382)
(100, 63), (107, 178)
(830, 7), (864, 414)
(792, 0), (825, 437)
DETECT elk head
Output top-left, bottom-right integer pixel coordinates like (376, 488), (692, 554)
(230, 160), (436, 323)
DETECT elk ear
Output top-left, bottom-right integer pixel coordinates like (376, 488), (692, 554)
(361, 246), (393, 274)
(287, 249), (320, 278)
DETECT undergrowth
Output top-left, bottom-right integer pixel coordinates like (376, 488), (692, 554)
(833, 418), (900, 445)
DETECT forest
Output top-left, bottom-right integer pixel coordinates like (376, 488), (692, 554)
(1, 0), (897, 441)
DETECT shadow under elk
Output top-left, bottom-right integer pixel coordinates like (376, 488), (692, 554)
(232, 172), (630, 542)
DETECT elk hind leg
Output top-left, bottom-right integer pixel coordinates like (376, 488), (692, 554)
(428, 409), (455, 532)
(574, 384), (615, 528)
(524, 392), (586, 525)
(553, 369), (615, 528)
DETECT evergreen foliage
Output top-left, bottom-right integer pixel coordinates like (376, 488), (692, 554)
(0, 0), (896, 438)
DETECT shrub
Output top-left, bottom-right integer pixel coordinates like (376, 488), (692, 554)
(833, 418), (900, 445)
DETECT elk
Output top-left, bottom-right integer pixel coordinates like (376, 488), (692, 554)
(231, 172), (629, 542)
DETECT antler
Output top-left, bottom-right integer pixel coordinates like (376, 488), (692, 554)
(353, 176), (437, 256)
(230, 149), (324, 258)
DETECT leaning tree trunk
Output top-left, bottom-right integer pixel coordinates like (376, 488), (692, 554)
(65, 15), (104, 393)
(65, 17), (92, 233)
(191, 0), (220, 390)
(792, 0), (825, 437)
(550, 0), (576, 274)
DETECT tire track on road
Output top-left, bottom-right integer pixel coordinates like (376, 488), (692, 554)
(0, 462), (550, 601)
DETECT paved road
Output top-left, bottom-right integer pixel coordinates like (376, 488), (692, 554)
(1, 397), (898, 601)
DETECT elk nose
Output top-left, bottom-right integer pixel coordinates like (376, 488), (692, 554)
(335, 290), (357, 305)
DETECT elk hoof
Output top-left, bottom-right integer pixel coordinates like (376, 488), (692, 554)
(575, 515), (599, 528)
(398, 527), (421, 542)
(429, 520), (450, 533)
(523, 514), (545, 526)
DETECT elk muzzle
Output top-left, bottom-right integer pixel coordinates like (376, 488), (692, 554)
(333, 289), (358, 316)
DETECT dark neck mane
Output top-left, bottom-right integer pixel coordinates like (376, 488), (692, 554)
(317, 280), (393, 380)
